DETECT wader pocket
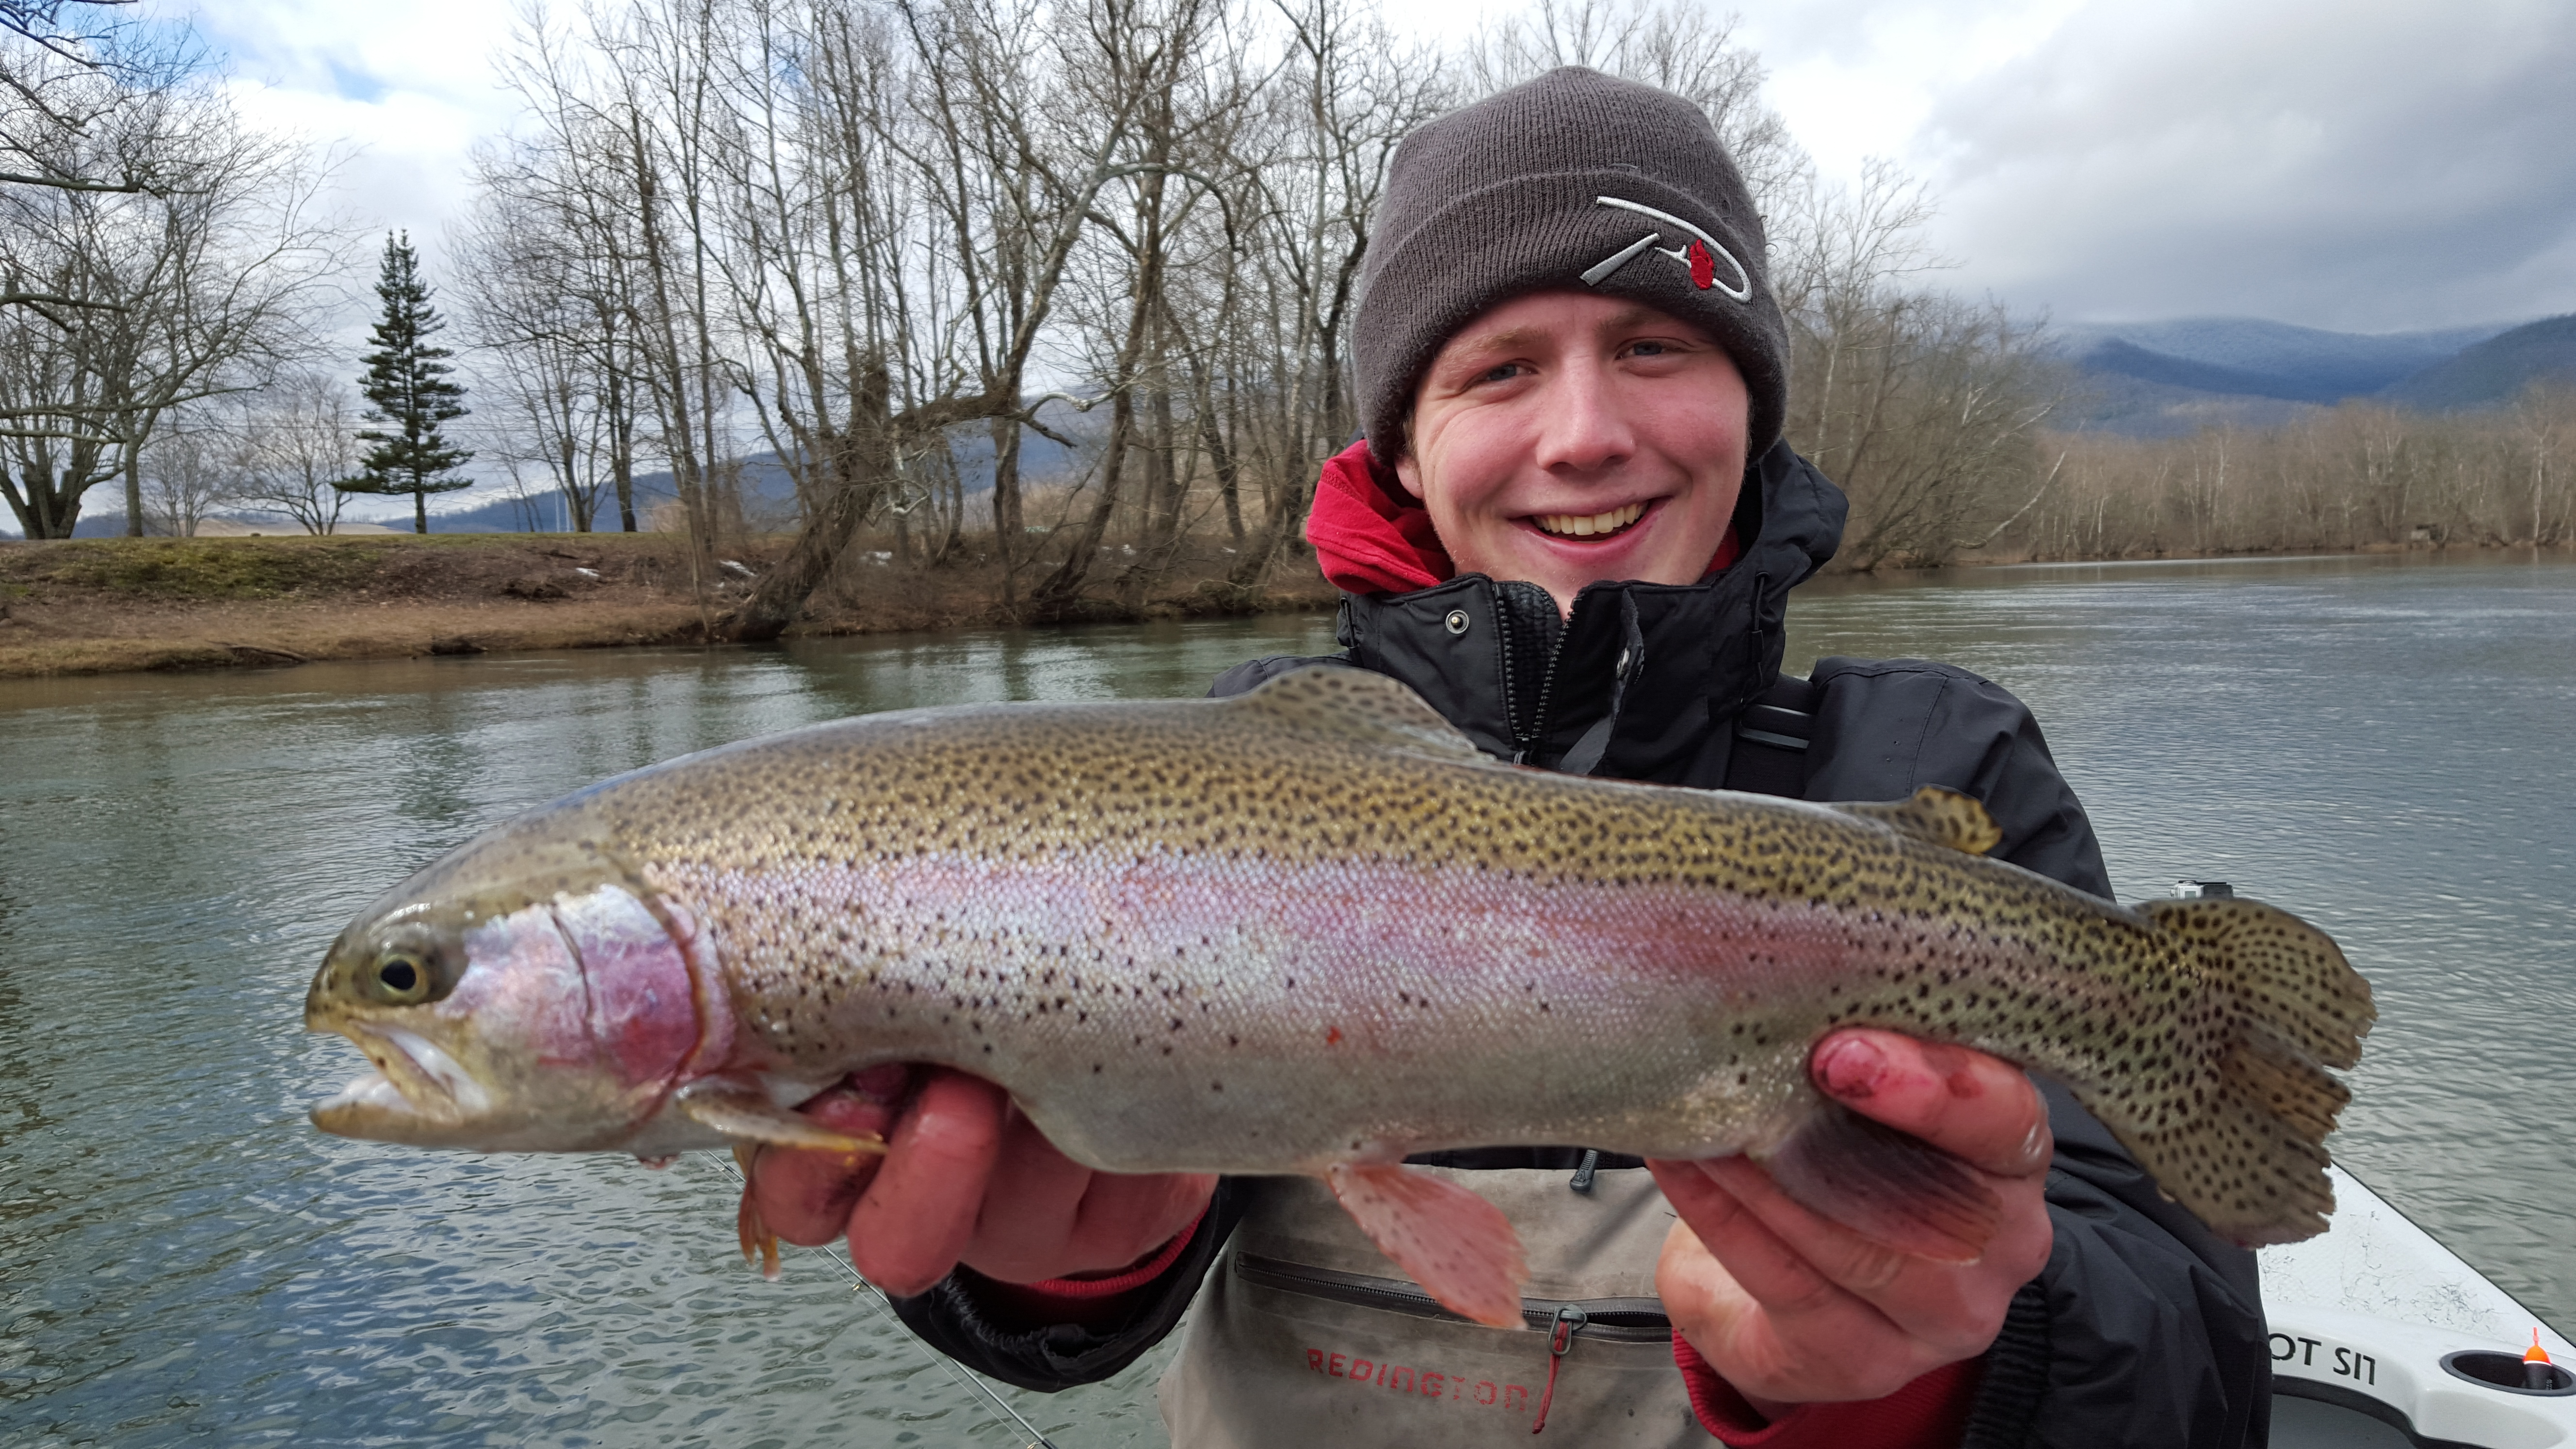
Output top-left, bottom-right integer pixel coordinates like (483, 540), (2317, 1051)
(1158, 1246), (1704, 1449)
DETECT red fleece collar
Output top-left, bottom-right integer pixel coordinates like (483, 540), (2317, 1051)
(1302, 439), (1740, 595)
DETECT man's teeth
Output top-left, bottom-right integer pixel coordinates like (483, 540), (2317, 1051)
(1534, 502), (1647, 538)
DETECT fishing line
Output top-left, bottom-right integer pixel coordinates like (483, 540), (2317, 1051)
(709, 1156), (1064, 1449)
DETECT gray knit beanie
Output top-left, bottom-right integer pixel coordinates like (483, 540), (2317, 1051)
(1354, 67), (1788, 467)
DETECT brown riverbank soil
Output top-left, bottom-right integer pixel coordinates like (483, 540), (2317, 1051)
(0, 532), (1338, 678)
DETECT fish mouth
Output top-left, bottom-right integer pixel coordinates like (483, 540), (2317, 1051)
(313, 1026), (494, 1141)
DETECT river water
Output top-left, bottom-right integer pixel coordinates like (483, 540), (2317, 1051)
(3, 551), (2570, 1447)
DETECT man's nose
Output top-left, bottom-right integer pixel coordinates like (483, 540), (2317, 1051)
(1532, 355), (1635, 474)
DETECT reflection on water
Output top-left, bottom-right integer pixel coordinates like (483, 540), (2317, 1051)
(2, 554), (2570, 1445)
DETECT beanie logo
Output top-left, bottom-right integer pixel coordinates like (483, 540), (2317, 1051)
(1581, 196), (1752, 302)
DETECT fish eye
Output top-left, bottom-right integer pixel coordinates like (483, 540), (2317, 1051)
(368, 951), (435, 1005)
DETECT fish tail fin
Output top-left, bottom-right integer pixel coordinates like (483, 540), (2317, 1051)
(2122, 898), (2375, 1247)
(1324, 1162), (1530, 1329)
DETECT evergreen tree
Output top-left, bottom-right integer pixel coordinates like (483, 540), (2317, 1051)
(337, 232), (473, 532)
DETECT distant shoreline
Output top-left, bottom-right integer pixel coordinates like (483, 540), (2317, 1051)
(0, 531), (1339, 679)
(0, 531), (2556, 680)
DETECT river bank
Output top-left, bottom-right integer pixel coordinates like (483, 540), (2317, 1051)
(1, 530), (2550, 678)
(0, 531), (1339, 677)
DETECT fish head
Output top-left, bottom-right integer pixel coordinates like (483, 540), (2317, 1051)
(305, 848), (707, 1153)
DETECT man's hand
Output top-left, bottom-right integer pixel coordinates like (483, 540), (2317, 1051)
(744, 1065), (1218, 1297)
(1648, 1029), (2054, 1417)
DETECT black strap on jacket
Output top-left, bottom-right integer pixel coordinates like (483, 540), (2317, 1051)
(1723, 673), (1817, 798)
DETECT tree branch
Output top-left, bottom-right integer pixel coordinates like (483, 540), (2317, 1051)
(0, 290), (124, 310)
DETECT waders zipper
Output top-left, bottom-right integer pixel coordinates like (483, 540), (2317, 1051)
(1530, 1304), (1589, 1433)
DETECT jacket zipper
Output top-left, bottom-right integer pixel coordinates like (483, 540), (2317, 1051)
(1231, 1253), (1672, 1341)
(1510, 599), (1578, 763)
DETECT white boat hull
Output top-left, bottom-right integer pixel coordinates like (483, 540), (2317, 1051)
(2263, 1165), (2575, 1446)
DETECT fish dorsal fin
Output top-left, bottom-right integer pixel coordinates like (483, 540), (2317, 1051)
(1226, 666), (1488, 764)
(1832, 786), (2003, 855)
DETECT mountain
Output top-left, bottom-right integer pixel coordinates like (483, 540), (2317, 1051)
(2056, 371), (2326, 440)
(2049, 315), (2553, 436)
(2059, 317), (2513, 405)
(2378, 314), (2576, 410)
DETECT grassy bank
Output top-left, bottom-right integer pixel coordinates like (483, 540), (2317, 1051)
(0, 532), (1336, 678)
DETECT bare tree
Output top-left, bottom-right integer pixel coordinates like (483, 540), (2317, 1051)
(0, 31), (347, 537)
(1459, 0), (1801, 208)
(1203, 0), (1443, 593)
(136, 412), (229, 534)
(453, 183), (621, 531)
(232, 367), (356, 534)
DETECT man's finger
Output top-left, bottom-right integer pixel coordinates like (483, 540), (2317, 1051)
(1649, 1159), (1849, 1320)
(1809, 1030), (2052, 1177)
(956, 1106), (1097, 1281)
(845, 1070), (1008, 1295)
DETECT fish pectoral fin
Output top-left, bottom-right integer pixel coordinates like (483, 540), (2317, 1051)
(676, 1080), (887, 1156)
(1323, 1162), (1530, 1330)
(1757, 1101), (2002, 1263)
(1831, 786), (2003, 856)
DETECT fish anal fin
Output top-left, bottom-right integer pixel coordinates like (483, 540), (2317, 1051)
(1758, 1100), (2002, 1263)
(1324, 1162), (1530, 1329)
(677, 1079), (888, 1156)
(1833, 787), (2003, 856)
(1227, 668), (1490, 765)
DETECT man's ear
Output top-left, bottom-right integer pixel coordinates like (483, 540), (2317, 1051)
(1391, 448), (1428, 502)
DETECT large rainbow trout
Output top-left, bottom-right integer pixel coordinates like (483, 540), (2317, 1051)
(306, 669), (2372, 1326)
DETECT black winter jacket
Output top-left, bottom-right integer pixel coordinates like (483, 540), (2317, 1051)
(891, 441), (2272, 1448)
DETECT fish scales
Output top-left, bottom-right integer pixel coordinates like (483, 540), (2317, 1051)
(306, 668), (2373, 1310)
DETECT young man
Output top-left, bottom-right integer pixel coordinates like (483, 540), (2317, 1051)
(750, 68), (2270, 1447)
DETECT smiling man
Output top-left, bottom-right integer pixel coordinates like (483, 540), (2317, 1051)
(748, 68), (2271, 1449)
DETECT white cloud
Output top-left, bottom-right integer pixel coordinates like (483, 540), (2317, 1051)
(1395, 0), (2576, 332)
(1756, 0), (2576, 330)
(171, 0), (2576, 345)
(183, 0), (525, 279)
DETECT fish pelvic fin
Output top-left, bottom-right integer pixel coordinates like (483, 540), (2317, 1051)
(2120, 898), (2375, 1247)
(676, 1079), (888, 1157)
(1224, 668), (1490, 765)
(1757, 1100), (2003, 1262)
(732, 1142), (782, 1280)
(1323, 1162), (1530, 1329)
(1830, 787), (2003, 856)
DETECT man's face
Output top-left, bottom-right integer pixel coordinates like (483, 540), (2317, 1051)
(1394, 290), (1750, 615)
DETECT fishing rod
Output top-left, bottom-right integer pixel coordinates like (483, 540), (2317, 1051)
(709, 1157), (1064, 1449)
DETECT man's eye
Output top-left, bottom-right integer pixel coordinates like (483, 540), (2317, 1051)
(1478, 362), (1527, 385)
(1627, 340), (1671, 357)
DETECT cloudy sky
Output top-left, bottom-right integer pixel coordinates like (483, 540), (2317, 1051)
(191, 0), (2576, 337)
